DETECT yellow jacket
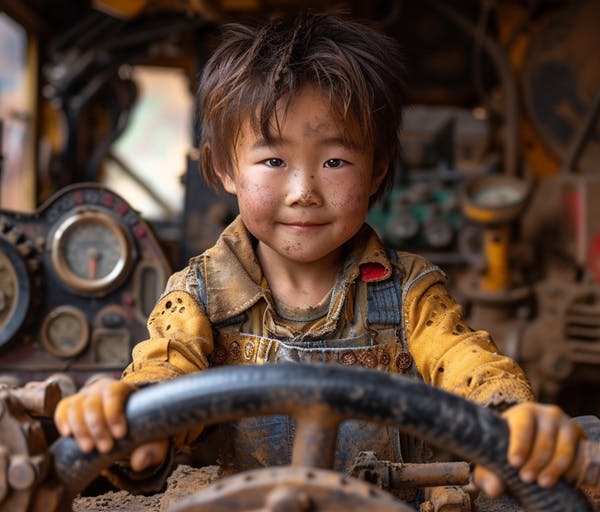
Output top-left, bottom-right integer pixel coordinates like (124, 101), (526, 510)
(122, 216), (533, 409)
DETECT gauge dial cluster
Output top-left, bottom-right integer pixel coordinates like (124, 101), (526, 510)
(0, 184), (171, 386)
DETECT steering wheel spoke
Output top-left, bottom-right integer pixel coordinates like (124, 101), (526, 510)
(291, 405), (342, 468)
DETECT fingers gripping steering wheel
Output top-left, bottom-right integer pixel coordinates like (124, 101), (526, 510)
(51, 364), (592, 511)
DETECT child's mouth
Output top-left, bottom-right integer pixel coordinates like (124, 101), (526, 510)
(281, 222), (326, 231)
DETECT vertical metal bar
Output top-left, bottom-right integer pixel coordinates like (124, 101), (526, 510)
(291, 406), (340, 469)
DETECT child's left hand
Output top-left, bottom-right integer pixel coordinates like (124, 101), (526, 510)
(473, 402), (585, 497)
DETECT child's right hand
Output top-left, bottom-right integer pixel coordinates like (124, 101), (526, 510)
(54, 377), (168, 472)
(473, 402), (584, 497)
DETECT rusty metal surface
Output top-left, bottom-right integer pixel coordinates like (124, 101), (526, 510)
(290, 405), (341, 469)
(165, 466), (412, 512)
(423, 485), (472, 512)
(0, 378), (67, 512)
(70, 465), (529, 512)
(350, 451), (471, 490)
(5, 381), (62, 418)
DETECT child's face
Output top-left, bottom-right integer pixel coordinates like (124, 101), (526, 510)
(219, 85), (384, 270)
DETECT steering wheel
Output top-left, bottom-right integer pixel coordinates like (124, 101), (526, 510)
(50, 363), (592, 511)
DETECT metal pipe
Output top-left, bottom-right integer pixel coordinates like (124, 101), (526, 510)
(390, 461), (471, 488)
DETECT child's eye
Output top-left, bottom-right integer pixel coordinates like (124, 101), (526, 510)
(262, 158), (285, 168)
(324, 159), (345, 168)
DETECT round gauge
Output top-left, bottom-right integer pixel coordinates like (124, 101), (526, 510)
(471, 184), (526, 209)
(385, 208), (419, 244)
(41, 306), (89, 358)
(50, 210), (133, 294)
(93, 329), (131, 365)
(0, 233), (32, 347)
(424, 217), (454, 249)
(461, 175), (531, 226)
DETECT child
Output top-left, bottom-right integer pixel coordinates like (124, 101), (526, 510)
(55, 11), (583, 499)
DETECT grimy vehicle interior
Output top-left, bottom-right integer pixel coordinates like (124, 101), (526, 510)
(0, 1), (599, 511)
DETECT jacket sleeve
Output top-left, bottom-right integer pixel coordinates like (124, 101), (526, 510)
(104, 268), (213, 492)
(404, 275), (534, 409)
(121, 268), (214, 387)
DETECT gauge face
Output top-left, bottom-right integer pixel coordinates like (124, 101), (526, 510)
(0, 236), (31, 347)
(462, 176), (531, 225)
(50, 210), (133, 294)
(424, 217), (454, 248)
(0, 252), (18, 330)
(471, 184), (525, 209)
(64, 223), (122, 279)
(386, 210), (419, 243)
(93, 329), (131, 365)
(41, 306), (89, 358)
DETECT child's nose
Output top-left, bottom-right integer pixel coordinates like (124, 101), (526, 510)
(286, 168), (323, 207)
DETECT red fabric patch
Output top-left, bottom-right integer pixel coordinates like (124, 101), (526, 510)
(588, 233), (600, 284)
(360, 263), (388, 282)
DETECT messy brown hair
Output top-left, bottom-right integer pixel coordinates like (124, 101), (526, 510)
(197, 11), (405, 204)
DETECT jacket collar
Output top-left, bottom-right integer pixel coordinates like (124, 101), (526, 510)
(203, 216), (393, 324)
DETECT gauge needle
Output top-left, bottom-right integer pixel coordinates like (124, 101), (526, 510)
(88, 248), (100, 279)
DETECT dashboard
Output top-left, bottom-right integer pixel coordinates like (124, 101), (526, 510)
(0, 183), (171, 386)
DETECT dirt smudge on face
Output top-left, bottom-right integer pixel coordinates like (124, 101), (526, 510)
(303, 120), (331, 137)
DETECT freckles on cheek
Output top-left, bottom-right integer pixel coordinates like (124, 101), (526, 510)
(329, 189), (369, 210)
(323, 175), (372, 209)
(240, 179), (271, 199)
(238, 182), (278, 215)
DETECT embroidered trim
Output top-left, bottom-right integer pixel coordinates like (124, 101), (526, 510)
(212, 333), (414, 374)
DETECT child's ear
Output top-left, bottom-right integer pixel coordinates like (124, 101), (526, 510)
(217, 168), (237, 195)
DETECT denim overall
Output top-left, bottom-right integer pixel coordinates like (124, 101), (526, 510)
(198, 251), (424, 473)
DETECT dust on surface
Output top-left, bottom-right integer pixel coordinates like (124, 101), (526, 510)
(475, 494), (522, 512)
(72, 464), (526, 512)
(72, 465), (222, 512)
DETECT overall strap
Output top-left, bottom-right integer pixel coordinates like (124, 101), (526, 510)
(365, 248), (417, 377)
(365, 248), (402, 326)
(364, 248), (421, 463)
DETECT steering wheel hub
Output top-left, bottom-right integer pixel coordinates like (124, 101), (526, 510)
(166, 466), (412, 512)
